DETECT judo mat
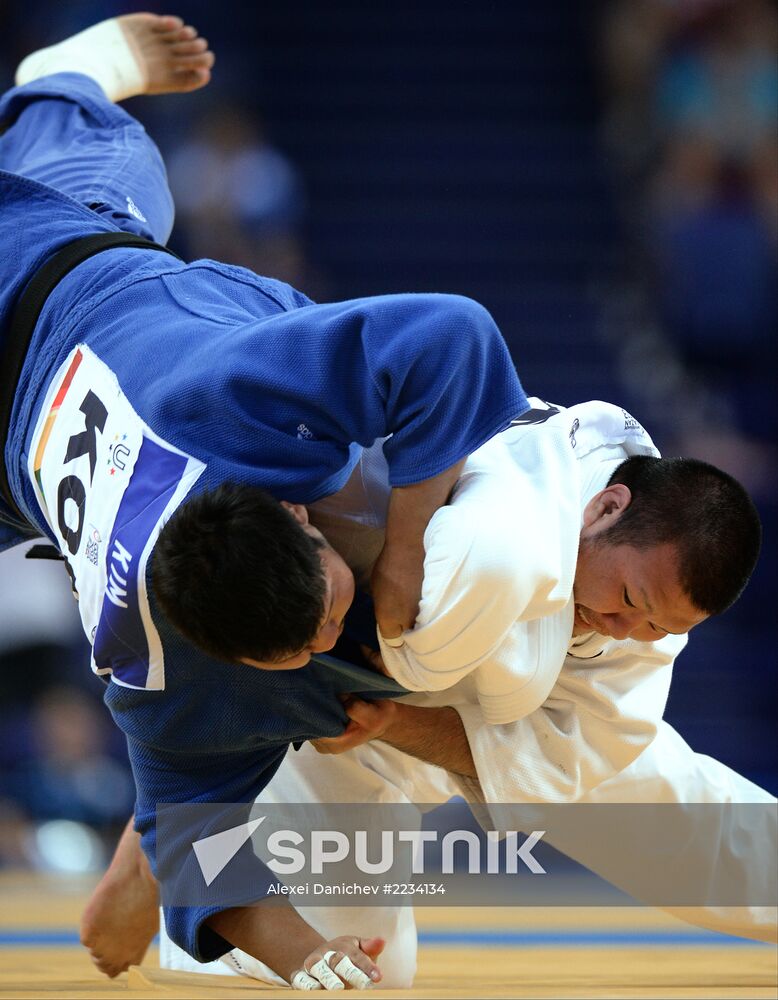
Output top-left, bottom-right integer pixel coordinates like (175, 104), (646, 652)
(0, 872), (775, 998)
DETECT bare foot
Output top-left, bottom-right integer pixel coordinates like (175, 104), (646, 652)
(80, 819), (160, 978)
(118, 13), (215, 96)
(16, 13), (215, 102)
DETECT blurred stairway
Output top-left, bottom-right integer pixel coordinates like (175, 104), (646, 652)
(255, 2), (622, 405)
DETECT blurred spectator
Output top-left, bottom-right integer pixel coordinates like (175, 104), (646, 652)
(653, 0), (777, 233)
(4, 687), (134, 830)
(166, 104), (311, 287)
(601, 0), (777, 221)
(0, 545), (133, 868)
(599, 0), (676, 182)
(598, 0), (777, 454)
(650, 0), (777, 378)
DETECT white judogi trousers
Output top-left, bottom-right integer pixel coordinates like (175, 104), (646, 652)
(160, 722), (776, 986)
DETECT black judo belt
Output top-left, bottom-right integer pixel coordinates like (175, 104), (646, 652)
(0, 231), (181, 539)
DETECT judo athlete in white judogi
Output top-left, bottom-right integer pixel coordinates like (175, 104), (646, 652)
(160, 400), (777, 987)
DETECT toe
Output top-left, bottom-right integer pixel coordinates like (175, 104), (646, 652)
(174, 25), (199, 41)
(173, 51), (216, 71)
(171, 67), (212, 92)
(170, 38), (209, 56)
(152, 15), (185, 32)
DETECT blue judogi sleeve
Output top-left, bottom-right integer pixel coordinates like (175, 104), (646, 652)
(215, 290), (528, 489)
(107, 271), (532, 504)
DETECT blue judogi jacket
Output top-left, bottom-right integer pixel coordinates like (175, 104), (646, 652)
(0, 122), (528, 958)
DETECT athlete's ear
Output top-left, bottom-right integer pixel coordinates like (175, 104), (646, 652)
(280, 501), (310, 526)
(581, 484), (631, 531)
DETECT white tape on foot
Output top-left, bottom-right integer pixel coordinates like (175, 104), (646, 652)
(15, 18), (145, 101)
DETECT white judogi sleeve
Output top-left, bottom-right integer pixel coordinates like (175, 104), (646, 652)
(378, 416), (580, 722)
(379, 399), (661, 725)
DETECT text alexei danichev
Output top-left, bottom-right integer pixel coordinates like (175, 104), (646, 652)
(268, 882), (380, 896)
(266, 882), (448, 896)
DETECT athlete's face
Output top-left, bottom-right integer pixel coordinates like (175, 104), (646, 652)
(572, 485), (707, 642)
(240, 506), (355, 671)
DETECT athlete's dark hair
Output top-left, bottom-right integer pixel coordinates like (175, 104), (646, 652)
(602, 456), (761, 616)
(151, 483), (327, 663)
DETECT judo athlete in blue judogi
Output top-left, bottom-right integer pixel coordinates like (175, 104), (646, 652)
(0, 14), (529, 987)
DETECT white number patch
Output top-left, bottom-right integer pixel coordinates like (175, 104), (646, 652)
(28, 345), (205, 689)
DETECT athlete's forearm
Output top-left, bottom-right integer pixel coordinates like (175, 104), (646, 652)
(312, 699), (478, 779)
(372, 458), (466, 637)
(380, 702), (477, 778)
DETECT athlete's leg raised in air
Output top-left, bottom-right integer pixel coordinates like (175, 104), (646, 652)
(0, 14), (214, 242)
